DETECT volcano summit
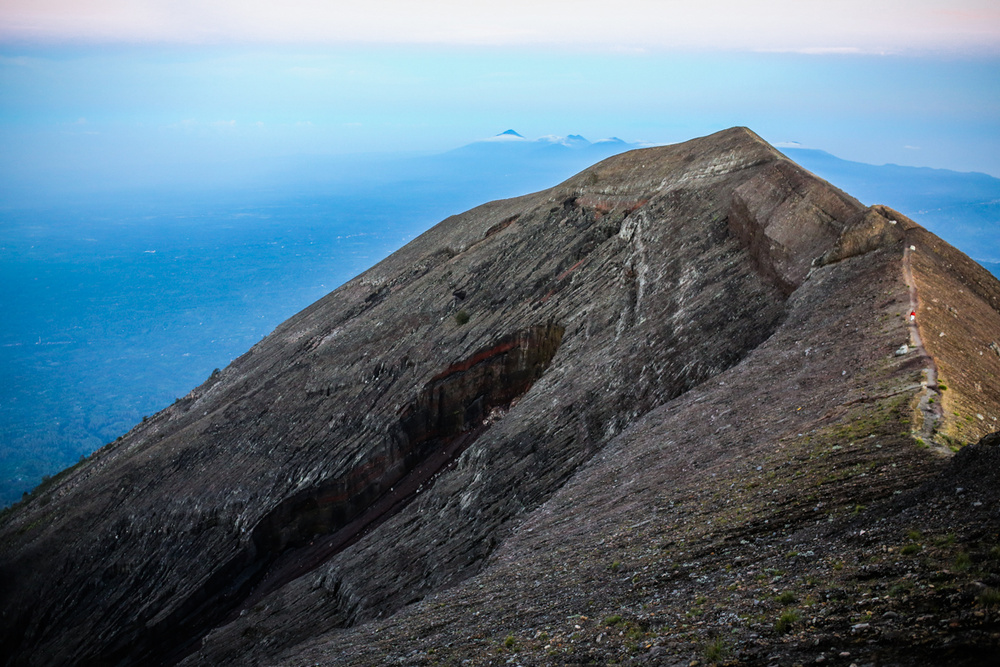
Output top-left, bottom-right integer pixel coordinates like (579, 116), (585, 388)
(1, 128), (999, 666)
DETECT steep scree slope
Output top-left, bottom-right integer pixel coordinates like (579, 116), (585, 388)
(1, 128), (998, 667)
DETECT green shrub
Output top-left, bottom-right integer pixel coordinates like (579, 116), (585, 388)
(979, 588), (1000, 607)
(775, 609), (800, 634)
(954, 552), (972, 572)
(889, 582), (912, 597)
(703, 637), (729, 663)
(454, 310), (470, 325)
(775, 590), (797, 605)
(934, 533), (956, 547)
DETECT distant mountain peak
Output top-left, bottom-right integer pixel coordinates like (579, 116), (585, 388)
(538, 134), (591, 147)
(481, 129), (528, 143)
(472, 131), (634, 150)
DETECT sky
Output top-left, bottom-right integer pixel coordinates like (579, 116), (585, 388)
(1, 1), (999, 202)
(3, 1), (999, 53)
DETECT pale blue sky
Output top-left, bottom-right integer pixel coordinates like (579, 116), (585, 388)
(3, 1), (999, 54)
(1, 2), (999, 201)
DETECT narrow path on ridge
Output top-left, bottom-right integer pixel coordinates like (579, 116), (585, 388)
(902, 242), (943, 446)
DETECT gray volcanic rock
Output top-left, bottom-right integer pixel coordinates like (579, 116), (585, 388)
(2, 128), (999, 667)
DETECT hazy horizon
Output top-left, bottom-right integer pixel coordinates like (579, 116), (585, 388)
(2, 1), (1000, 206)
(2, 46), (999, 187)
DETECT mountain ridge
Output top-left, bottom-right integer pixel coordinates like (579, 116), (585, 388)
(1, 127), (998, 666)
(781, 147), (1000, 269)
(4, 128), (998, 515)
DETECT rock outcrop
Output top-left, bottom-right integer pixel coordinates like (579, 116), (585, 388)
(1, 127), (998, 666)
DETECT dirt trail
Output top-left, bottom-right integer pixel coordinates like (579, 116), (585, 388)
(902, 243), (943, 445)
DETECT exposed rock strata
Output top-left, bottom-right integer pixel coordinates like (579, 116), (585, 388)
(1, 128), (998, 666)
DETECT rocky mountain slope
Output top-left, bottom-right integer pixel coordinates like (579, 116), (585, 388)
(1, 128), (999, 667)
